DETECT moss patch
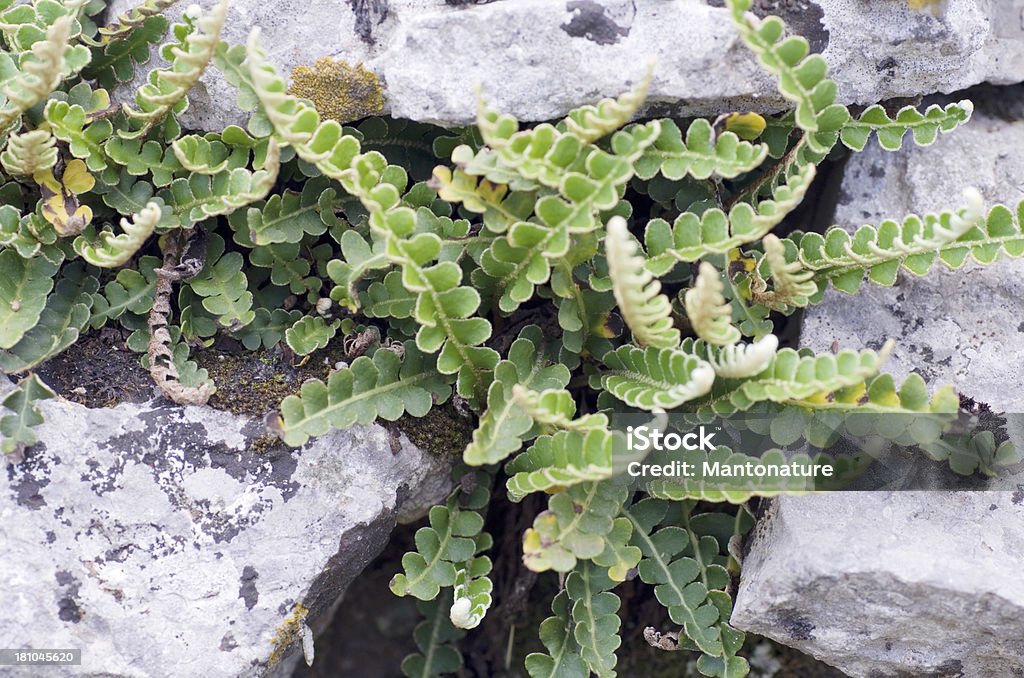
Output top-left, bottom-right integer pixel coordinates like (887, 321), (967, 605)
(395, 400), (474, 458)
(288, 57), (385, 123)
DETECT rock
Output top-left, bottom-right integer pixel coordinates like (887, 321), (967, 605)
(104, 0), (1024, 130)
(0, 392), (453, 677)
(800, 87), (1024, 412)
(731, 492), (1024, 677)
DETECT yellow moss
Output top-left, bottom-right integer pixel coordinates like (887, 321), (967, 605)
(288, 57), (385, 123)
(267, 603), (309, 668)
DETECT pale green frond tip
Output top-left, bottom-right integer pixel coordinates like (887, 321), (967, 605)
(0, 129), (58, 176)
(684, 262), (741, 346)
(605, 215), (680, 348)
(754, 233), (818, 310)
(707, 334), (779, 378)
(563, 64), (654, 144)
(75, 201), (163, 268)
(0, 16), (73, 130)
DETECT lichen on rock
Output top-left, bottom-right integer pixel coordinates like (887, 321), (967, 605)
(288, 57), (385, 123)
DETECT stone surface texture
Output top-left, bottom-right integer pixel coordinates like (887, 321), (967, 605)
(105, 0), (1024, 129)
(732, 492), (1024, 677)
(801, 88), (1024, 413)
(0, 388), (452, 678)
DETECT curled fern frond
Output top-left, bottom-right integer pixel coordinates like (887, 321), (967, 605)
(562, 67), (652, 143)
(449, 558), (493, 630)
(684, 262), (741, 346)
(751, 233), (817, 310)
(511, 385), (609, 432)
(121, 0), (227, 137)
(602, 344), (716, 410)
(0, 16), (72, 130)
(74, 200), (163, 268)
(605, 215), (680, 349)
(840, 100), (973, 152)
(505, 427), (615, 502)
(0, 129), (58, 175)
(685, 334), (780, 379)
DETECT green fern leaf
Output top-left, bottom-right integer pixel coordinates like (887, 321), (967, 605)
(505, 428), (615, 502)
(449, 556), (493, 630)
(44, 99), (114, 172)
(105, 137), (183, 186)
(0, 17), (75, 130)
(566, 562), (621, 678)
(634, 118), (768, 181)
(272, 343), (450, 447)
(188, 235), (255, 329)
(81, 0), (177, 46)
(840, 100), (973, 152)
(235, 307), (302, 350)
(89, 255), (159, 328)
(284, 315), (339, 356)
(401, 591), (465, 678)
(525, 590), (588, 678)
(0, 248), (59, 349)
(1, 373), (55, 462)
(74, 200), (163, 268)
(563, 68), (651, 143)
(83, 14), (168, 89)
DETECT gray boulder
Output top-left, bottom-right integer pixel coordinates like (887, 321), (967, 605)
(801, 88), (1024, 412)
(0, 392), (452, 677)
(732, 492), (1024, 677)
(105, 0), (1024, 129)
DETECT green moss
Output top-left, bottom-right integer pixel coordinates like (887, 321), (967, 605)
(395, 401), (474, 458)
(288, 57), (385, 123)
(267, 603), (309, 669)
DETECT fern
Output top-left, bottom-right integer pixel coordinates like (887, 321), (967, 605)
(401, 591), (465, 678)
(726, 0), (849, 154)
(506, 427), (615, 502)
(510, 386), (608, 433)
(271, 344), (450, 447)
(74, 201), (163, 268)
(121, 0), (227, 137)
(463, 326), (569, 465)
(686, 335), (780, 379)
(566, 562), (621, 678)
(1, 129), (58, 175)
(0, 264), (96, 373)
(781, 188), (1024, 294)
(634, 118), (768, 181)
(284, 315), (338, 356)
(1, 373), (56, 462)
(0, 17), (74, 130)
(750, 233), (817, 310)
(563, 69), (651, 143)
(525, 590), (588, 678)
(605, 215), (680, 348)
(685, 262), (741, 346)
(0, 249), (60, 349)
(841, 100), (973, 152)
(83, 14), (168, 89)
(644, 162), (815, 274)
(449, 556), (492, 630)
(602, 344), (716, 410)
(82, 0), (177, 46)
(188, 235), (255, 329)
(44, 99), (114, 172)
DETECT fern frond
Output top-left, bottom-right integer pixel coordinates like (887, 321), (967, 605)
(44, 99), (115, 172)
(511, 385), (609, 433)
(505, 427), (615, 502)
(751, 233), (817, 310)
(522, 481), (635, 576)
(605, 216), (680, 348)
(0, 264), (96, 373)
(563, 68), (651, 143)
(82, 0), (178, 46)
(464, 327), (569, 465)
(644, 162), (815, 274)
(0, 129), (57, 175)
(634, 118), (768, 181)
(0, 16), (72, 130)
(83, 14), (168, 89)
(683, 334), (780, 379)
(0, 249), (60, 350)
(73, 200), (163, 267)
(271, 343), (451, 447)
(284, 315), (338, 356)
(699, 344), (892, 414)
(121, 0), (227, 137)
(565, 562), (622, 677)
(525, 591), (588, 678)
(727, 0), (849, 153)
(684, 262), (741, 346)
(1, 374), (56, 462)
(105, 136), (184, 186)
(840, 100), (973, 152)
(401, 592), (465, 677)
(602, 344), (716, 410)
(788, 187), (1007, 294)
(449, 557), (493, 630)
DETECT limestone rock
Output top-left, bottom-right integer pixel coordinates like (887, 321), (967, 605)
(0, 393), (453, 677)
(103, 0), (1024, 130)
(800, 88), (1024, 412)
(731, 492), (1024, 677)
